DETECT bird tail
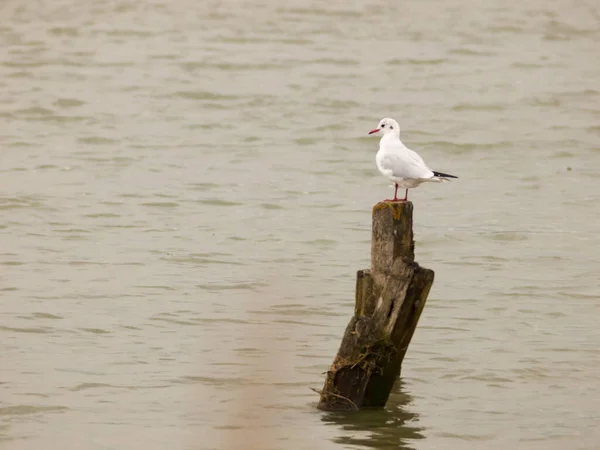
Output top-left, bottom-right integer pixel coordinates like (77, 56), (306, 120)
(432, 171), (458, 179)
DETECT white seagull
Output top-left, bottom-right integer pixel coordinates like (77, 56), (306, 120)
(368, 118), (457, 202)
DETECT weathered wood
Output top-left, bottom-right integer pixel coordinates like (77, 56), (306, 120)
(354, 269), (377, 317)
(317, 201), (434, 411)
(371, 202), (414, 286)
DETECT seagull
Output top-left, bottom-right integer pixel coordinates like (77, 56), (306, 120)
(368, 118), (457, 202)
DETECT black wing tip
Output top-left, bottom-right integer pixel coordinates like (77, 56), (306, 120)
(432, 171), (458, 179)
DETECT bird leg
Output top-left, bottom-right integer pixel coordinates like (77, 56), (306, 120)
(384, 186), (409, 202)
(384, 184), (401, 202)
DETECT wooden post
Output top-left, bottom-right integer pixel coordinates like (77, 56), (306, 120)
(317, 202), (434, 411)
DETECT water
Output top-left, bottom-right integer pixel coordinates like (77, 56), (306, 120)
(2, 0), (599, 449)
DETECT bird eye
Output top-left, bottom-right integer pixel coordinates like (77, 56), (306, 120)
(390, 126), (393, 129)
(381, 124), (385, 128)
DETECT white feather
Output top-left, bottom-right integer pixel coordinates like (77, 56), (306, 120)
(370, 118), (455, 192)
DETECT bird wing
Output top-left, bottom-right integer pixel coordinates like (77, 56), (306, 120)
(379, 140), (434, 179)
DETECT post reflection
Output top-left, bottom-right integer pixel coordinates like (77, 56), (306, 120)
(320, 380), (425, 450)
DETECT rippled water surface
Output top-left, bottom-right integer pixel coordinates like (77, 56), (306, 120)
(2, 1), (600, 449)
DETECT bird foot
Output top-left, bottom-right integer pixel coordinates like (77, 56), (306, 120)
(383, 198), (407, 202)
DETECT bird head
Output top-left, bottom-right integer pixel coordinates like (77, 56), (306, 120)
(368, 118), (400, 136)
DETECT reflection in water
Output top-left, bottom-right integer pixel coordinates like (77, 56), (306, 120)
(321, 380), (425, 450)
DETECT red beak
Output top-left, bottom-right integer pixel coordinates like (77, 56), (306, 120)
(368, 129), (380, 135)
